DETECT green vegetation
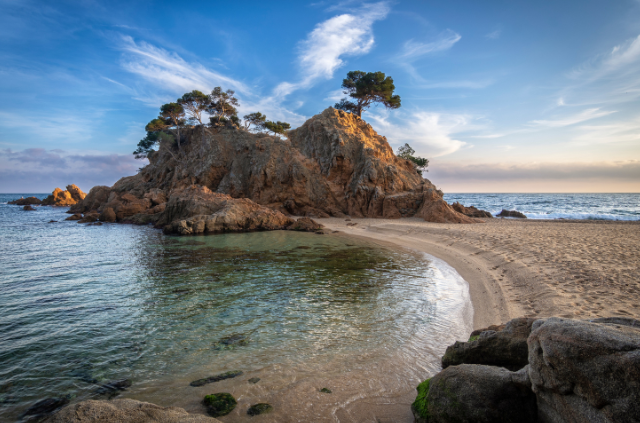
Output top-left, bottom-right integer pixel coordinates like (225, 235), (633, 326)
(397, 143), (429, 175)
(320, 387), (332, 393)
(468, 335), (480, 342)
(412, 378), (432, 420)
(334, 71), (401, 117)
(247, 403), (273, 416)
(133, 86), (291, 159)
(203, 393), (237, 417)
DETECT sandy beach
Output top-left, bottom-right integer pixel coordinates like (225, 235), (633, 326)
(317, 217), (640, 329)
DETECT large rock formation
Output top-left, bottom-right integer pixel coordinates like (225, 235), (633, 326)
(42, 184), (86, 206)
(46, 398), (221, 422)
(413, 317), (640, 423)
(70, 108), (479, 233)
(8, 196), (42, 206)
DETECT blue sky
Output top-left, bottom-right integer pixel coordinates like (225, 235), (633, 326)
(1, 0), (640, 192)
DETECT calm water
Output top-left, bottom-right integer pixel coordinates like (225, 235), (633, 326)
(0, 194), (472, 422)
(444, 193), (640, 221)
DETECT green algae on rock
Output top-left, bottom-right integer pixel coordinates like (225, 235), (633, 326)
(203, 393), (237, 417)
(248, 377), (260, 384)
(319, 388), (332, 393)
(190, 371), (243, 387)
(247, 403), (273, 416)
(411, 378), (431, 423)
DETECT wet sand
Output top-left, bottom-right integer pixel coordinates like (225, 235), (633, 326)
(317, 217), (640, 329)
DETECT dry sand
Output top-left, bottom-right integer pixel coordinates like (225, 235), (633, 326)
(317, 217), (640, 329)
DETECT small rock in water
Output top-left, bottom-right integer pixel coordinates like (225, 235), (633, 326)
(213, 334), (248, 350)
(248, 377), (260, 384)
(320, 387), (332, 393)
(23, 205), (36, 211)
(190, 370), (243, 387)
(247, 403), (273, 416)
(65, 214), (83, 221)
(21, 396), (70, 419)
(203, 393), (237, 417)
(95, 379), (132, 398)
(496, 209), (527, 219)
(48, 220), (57, 223)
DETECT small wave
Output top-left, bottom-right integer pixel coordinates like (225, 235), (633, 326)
(524, 212), (640, 221)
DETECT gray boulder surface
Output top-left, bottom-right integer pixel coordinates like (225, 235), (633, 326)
(442, 317), (536, 371)
(528, 317), (640, 423)
(45, 398), (221, 422)
(412, 364), (537, 423)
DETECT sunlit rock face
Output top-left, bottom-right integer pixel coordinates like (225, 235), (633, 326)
(70, 107), (478, 230)
(41, 184), (86, 206)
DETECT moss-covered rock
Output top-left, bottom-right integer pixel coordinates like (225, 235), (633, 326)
(203, 393), (237, 417)
(411, 378), (431, 423)
(247, 403), (273, 416)
(319, 388), (332, 393)
(248, 377), (260, 384)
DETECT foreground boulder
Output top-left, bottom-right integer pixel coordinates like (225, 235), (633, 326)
(8, 196), (42, 206)
(46, 398), (221, 422)
(414, 317), (640, 423)
(412, 365), (536, 423)
(70, 108), (478, 228)
(442, 317), (536, 371)
(42, 184), (86, 206)
(528, 317), (640, 423)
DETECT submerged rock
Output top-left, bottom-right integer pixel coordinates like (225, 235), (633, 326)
(65, 214), (83, 221)
(442, 317), (536, 371)
(247, 403), (273, 416)
(95, 379), (131, 398)
(497, 209), (527, 218)
(412, 365), (536, 423)
(190, 370), (243, 387)
(23, 205), (36, 211)
(248, 377), (261, 384)
(20, 396), (70, 421)
(320, 388), (332, 393)
(203, 393), (237, 417)
(212, 334), (249, 350)
(48, 398), (221, 422)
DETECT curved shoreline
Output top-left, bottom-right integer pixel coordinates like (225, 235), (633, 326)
(317, 217), (640, 329)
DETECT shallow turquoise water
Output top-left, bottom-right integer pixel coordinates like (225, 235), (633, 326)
(0, 197), (472, 422)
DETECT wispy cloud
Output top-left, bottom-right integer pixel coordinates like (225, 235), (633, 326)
(572, 117), (640, 145)
(0, 110), (96, 145)
(396, 30), (461, 61)
(274, 2), (389, 97)
(530, 108), (615, 127)
(120, 36), (249, 97)
(367, 109), (471, 157)
(485, 29), (501, 40)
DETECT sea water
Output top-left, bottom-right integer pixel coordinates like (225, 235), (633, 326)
(444, 193), (640, 221)
(0, 195), (473, 422)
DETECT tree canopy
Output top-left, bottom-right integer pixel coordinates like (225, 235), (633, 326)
(334, 71), (401, 117)
(243, 112), (267, 130)
(264, 120), (291, 135)
(209, 87), (239, 124)
(397, 143), (429, 175)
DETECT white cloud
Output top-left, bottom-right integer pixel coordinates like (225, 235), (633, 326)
(485, 29), (501, 40)
(367, 109), (470, 157)
(120, 36), (249, 96)
(274, 2), (389, 97)
(396, 30), (461, 61)
(572, 117), (640, 145)
(530, 108), (615, 128)
(0, 110), (95, 144)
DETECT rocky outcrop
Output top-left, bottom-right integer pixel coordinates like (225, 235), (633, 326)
(412, 365), (536, 423)
(46, 398), (222, 422)
(69, 108), (476, 233)
(452, 202), (493, 218)
(442, 317), (536, 371)
(8, 196), (42, 205)
(413, 317), (640, 423)
(497, 209), (527, 218)
(42, 185), (86, 206)
(23, 205), (36, 211)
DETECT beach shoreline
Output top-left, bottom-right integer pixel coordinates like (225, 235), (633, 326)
(317, 217), (640, 329)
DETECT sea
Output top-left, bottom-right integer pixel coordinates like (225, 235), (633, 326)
(0, 193), (473, 422)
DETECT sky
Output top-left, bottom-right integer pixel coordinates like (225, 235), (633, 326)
(1, 0), (640, 193)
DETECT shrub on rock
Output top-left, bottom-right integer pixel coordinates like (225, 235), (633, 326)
(203, 393), (237, 417)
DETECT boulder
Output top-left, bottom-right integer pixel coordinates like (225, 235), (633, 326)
(528, 317), (640, 423)
(78, 212), (99, 224)
(99, 208), (116, 223)
(203, 393), (236, 417)
(411, 365), (537, 423)
(190, 370), (243, 387)
(247, 403), (273, 416)
(286, 217), (324, 232)
(69, 186), (110, 214)
(159, 186), (294, 235)
(8, 196), (42, 205)
(66, 184), (86, 202)
(497, 209), (527, 218)
(442, 317), (536, 371)
(452, 202), (493, 218)
(47, 398), (221, 422)
(23, 205), (36, 211)
(21, 396), (70, 421)
(65, 214), (83, 221)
